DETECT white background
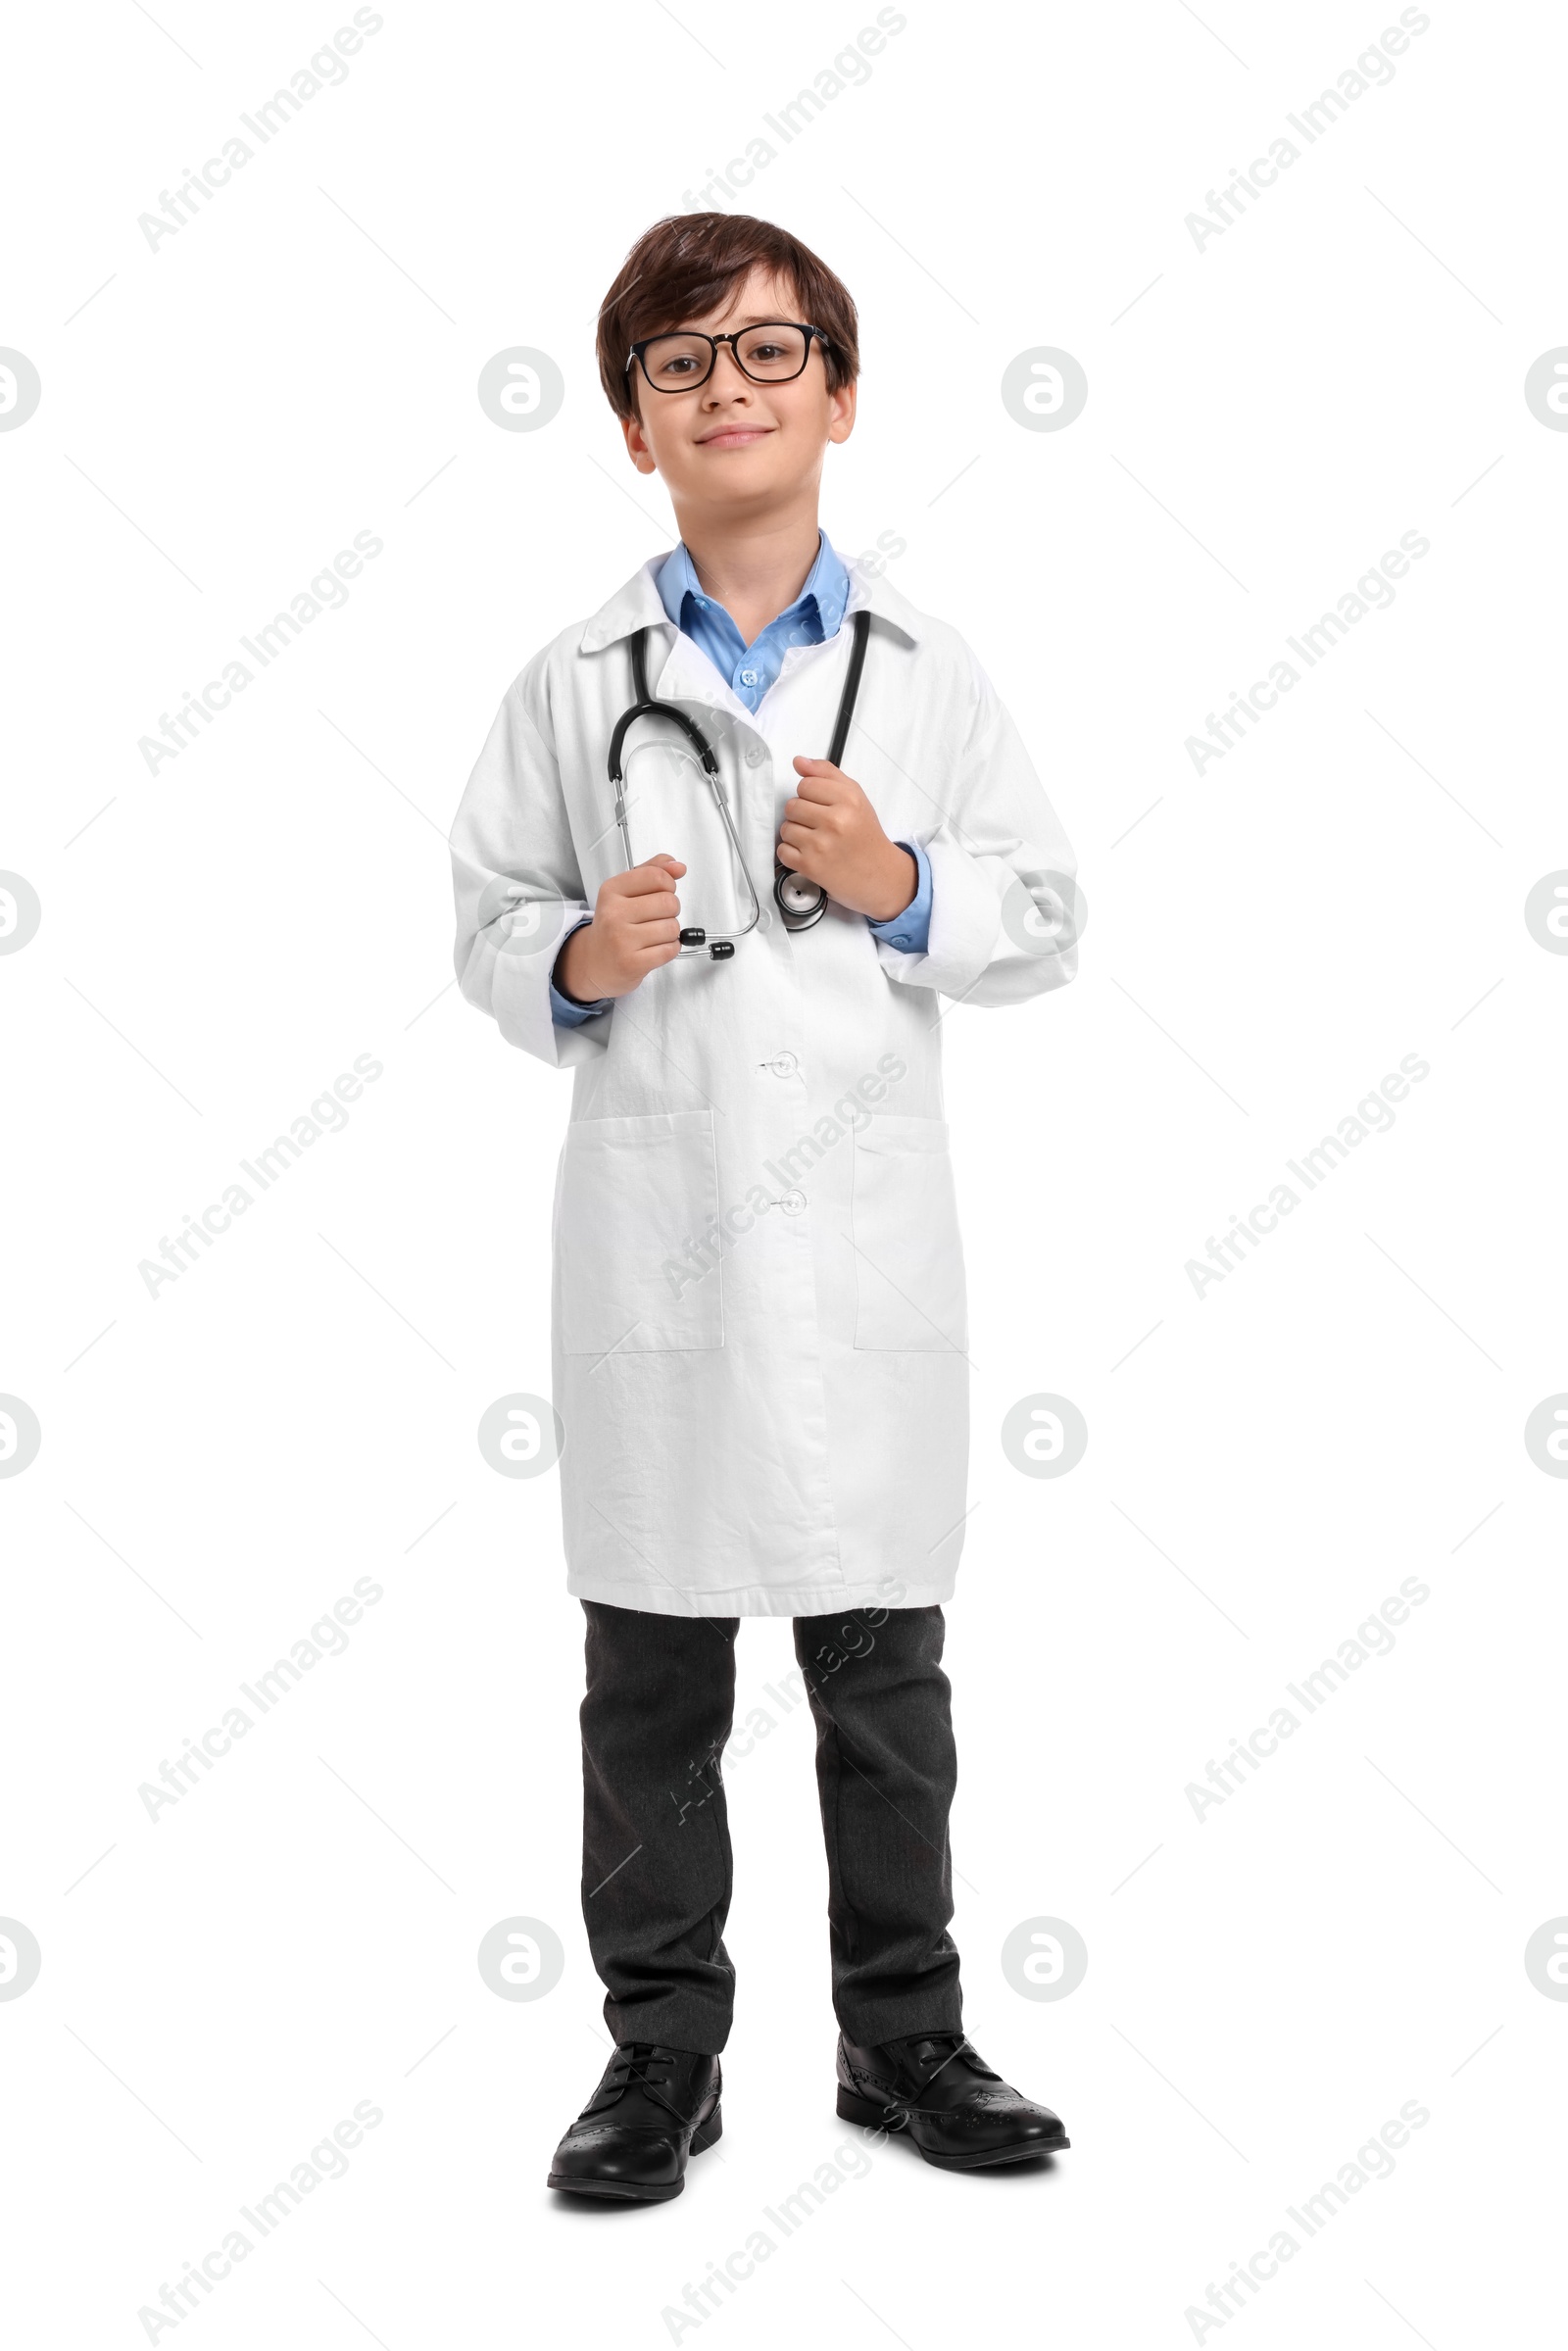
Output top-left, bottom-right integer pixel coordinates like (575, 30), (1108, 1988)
(4, 0), (1565, 2342)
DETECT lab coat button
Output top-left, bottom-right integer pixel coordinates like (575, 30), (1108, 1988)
(745, 746), (766, 767)
(767, 1051), (799, 1078)
(780, 1190), (808, 1215)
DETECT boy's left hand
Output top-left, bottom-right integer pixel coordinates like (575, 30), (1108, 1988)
(777, 759), (917, 924)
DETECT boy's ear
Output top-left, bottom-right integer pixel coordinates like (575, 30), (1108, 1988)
(622, 412), (659, 476)
(827, 378), (857, 446)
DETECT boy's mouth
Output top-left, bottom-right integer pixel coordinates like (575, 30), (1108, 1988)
(695, 424), (773, 449)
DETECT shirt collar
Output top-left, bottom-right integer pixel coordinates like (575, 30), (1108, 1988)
(578, 542), (920, 655)
(653, 531), (850, 641)
(805, 531), (851, 637)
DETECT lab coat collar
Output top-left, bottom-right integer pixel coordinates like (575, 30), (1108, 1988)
(577, 547), (923, 657)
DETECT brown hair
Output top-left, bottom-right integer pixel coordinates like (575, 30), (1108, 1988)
(596, 213), (859, 421)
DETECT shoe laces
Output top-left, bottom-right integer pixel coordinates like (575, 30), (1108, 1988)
(878, 2033), (998, 2119)
(902, 2032), (979, 2079)
(588, 2042), (684, 2115)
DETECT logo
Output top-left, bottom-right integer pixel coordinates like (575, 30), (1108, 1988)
(476, 1916), (564, 2000)
(1001, 347), (1088, 432)
(1002, 1394), (1088, 1478)
(477, 348), (564, 432)
(1001, 1916), (1088, 2001)
(477, 1394), (564, 1478)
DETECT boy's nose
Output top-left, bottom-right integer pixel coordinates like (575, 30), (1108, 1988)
(705, 344), (756, 395)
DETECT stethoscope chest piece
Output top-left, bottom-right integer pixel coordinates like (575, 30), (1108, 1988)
(773, 865), (828, 930)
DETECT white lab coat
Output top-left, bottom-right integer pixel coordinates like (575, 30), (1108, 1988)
(451, 553), (1077, 1618)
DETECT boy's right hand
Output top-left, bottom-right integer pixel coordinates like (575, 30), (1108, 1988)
(556, 856), (687, 1004)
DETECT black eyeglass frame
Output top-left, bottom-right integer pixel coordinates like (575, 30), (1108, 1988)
(624, 321), (833, 395)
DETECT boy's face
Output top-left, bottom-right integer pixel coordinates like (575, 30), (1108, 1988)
(621, 265), (856, 511)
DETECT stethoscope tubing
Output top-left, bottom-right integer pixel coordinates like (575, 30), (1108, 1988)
(607, 610), (871, 960)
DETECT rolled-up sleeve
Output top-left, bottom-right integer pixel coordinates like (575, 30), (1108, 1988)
(548, 915), (612, 1028)
(866, 838), (933, 955)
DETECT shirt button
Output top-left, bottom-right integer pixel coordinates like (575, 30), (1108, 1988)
(767, 1051), (799, 1078)
(740, 668), (759, 686)
(745, 746), (766, 766)
(780, 1190), (808, 1215)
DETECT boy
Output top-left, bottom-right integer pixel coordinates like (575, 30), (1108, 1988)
(451, 213), (1078, 2200)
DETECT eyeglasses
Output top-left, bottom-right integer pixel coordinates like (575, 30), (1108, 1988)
(626, 321), (831, 395)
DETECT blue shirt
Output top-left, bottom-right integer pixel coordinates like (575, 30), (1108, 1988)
(551, 535), (932, 1022)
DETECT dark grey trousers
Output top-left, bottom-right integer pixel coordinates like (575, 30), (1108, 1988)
(579, 1599), (963, 2054)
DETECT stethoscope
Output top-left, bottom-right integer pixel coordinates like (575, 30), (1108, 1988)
(607, 609), (871, 961)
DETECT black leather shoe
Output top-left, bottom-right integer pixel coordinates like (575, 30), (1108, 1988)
(548, 2042), (722, 2202)
(836, 2031), (1068, 2170)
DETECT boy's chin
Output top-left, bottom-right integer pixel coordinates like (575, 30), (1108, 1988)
(683, 459), (805, 503)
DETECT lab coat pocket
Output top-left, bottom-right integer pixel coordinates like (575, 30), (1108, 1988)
(850, 1114), (967, 1352)
(556, 1109), (722, 1353)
